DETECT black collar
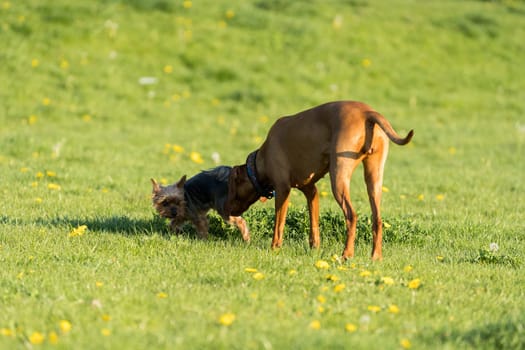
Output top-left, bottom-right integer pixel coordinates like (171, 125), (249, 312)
(246, 151), (274, 199)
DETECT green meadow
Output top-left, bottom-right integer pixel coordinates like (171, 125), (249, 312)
(1, 0), (525, 348)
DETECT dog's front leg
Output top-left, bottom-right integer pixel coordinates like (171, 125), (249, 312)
(193, 214), (209, 240)
(271, 188), (291, 249)
(300, 184), (321, 249)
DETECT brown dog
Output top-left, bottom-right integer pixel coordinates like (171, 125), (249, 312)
(225, 101), (413, 260)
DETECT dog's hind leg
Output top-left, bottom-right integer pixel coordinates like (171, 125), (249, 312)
(330, 157), (360, 260)
(299, 184), (321, 249)
(228, 216), (250, 242)
(363, 142), (389, 261)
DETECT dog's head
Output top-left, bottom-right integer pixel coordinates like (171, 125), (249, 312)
(225, 165), (260, 216)
(151, 176), (187, 223)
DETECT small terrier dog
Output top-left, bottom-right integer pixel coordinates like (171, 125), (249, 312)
(151, 166), (250, 241)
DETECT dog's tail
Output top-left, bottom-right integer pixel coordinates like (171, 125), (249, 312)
(366, 111), (414, 145)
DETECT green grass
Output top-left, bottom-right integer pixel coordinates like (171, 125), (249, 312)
(1, 0), (525, 348)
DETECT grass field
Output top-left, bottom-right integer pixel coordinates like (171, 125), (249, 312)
(1, 0), (525, 348)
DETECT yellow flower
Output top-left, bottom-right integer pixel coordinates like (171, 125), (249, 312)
(403, 265), (413, 273)
(95, 281), (104, 288)
(218, 312), (235, 326)
(163, 65), (173, 74)
(388, 304), (400, 314)
(157, 292), (168, 299)
(29, 332), (45, 345)
(448, 146), (457, 155)
(400, 338), (412, 349)
(367, 305), (381, 313)
(36, 171), (44, 178)
(325, 274), (339, 282)
(417, 194), (425, 201)
(47, 183), (61, 190)
(172, 144), (184, 153)
(381, 276), (395, 286)
(408, 278), (422, 290)
(28, 115), (38, 125)
(225, 9), (235, 19)
(436, 194), (445, 201)
(101, 328), (111, 336)
(320, 191), (329, 197)
(190, 151), (204, 164)
(383, 221), (392, 228)
(82, 114), (92, 122)
(101, 314), (111, 322)
(252, 272), (265, 280)
(46, 170), (56, 177)
(345, 323), (357, 333)
(436, 255), (444, 262)
(309, 320), (321, 330)
(42, 97), (51, 106)
(69, 225), (87, 237)
(359, 270), (372, 277)
(334, 283), (346, 293)
(244, 267), (257, 273)
(316, 295), (326, 304)
(382, 186), (390, 192)
(332, 15), (343, 30)
(317, 305), (325, 313)
(59, 320), (72, 333)
(288, 269), (297, 276)
(182, 0), (192, 9)
(362, 58), (372, 67)
(314, 260), (330, 270)
(48, 331), (58, 344)
(0, 328), (13, 337)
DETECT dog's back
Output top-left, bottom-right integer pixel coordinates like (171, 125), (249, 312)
(184, 166), (232, 216)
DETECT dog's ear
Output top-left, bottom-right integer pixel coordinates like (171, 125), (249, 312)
(176, 175), (187, 188)
(151, 178), (161, 193)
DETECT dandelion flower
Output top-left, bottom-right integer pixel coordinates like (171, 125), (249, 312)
(309, 320), (321, 330)
(48, 331), (59, 344)
(69, 225), (87, 237)
(252, 272), (265, 280)
(320, 191), (329, 197)
(101, 328), (111, 336)
(157, 292), (168, 299)
(314, 260), (330, 270)
(101, 314), (111, 322)
(60, 59), (69, 69)
(28, 115), (37, 125)
(47, 183), (61, 190)
(382, 186), (390, 193)
(408, 278), (422, 290)
(381, 276), (395, 286)
(244, 267), (257, 273)
(0, 328), (13, 337)
(225, 9), (235, 19)
(29, 332), (45, 345)
(403, 265), (413, 273)
(218, 312), (235, 326)
(359, 270), (372, 278)
(436, 255), (444, 262)
(367, 305), (381, 313)
(334, 283), (346, 293)
(400, 338), (412, 349)
(163, 65), (173, 74)
(325, 274), (339, 282)
(436, 194), (445, 201)
(32, 58), (39, 67)
(59, 320), (72, 333)
(95, 281), (104, 287)
(417, 194), (424, 201)
(82, 114), (92, 122)
(288, 269), (297, 276)
(383, 221), (392, 228)
(448, 147), (457, 155)
(172, 144), (184, 153)
(46, 170), (56, 177)
(388, 304), (400, 314)
(182, 0), (192, 9)
(190, 151), (204, 164)
(345, 323), (357, 333)
(316, 295), (326, 304)
(362, 58), (372, 67)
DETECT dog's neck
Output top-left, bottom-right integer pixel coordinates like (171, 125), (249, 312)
(246, 150), (274, 199)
